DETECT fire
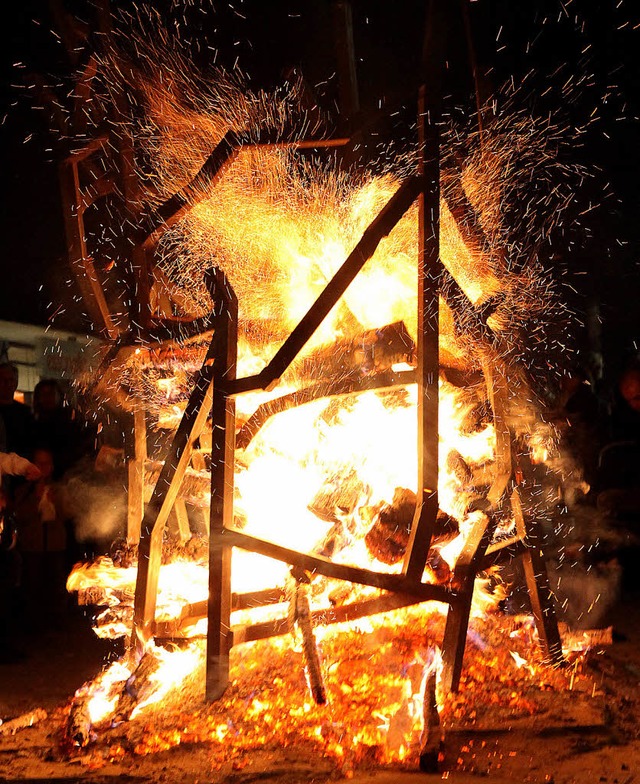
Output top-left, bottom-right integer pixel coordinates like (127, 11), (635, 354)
(60, 26), (598, 769)
(66, 126), (544, 763)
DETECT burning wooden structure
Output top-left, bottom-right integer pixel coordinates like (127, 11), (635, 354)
(54, 0), (569, 753)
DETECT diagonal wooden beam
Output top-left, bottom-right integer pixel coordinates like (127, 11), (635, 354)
(58, 158), (119, 339)
(227, 175), (423, 396)
(131, 328), (219, 650)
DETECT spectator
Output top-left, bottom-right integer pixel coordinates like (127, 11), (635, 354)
(13, 446), (69, 631)
(33, 379), (89, 480)
(0, 454), (41, 663)
(596, 362), (640, 521)
(0, 362), (35, 459)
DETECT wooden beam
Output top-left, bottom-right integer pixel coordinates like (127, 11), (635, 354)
(142, 131), (350, 251)
(512, 488), (565, 668)
(126, 408), (147, 544)
(58, 158), (119, 338)
(440, 507), (499, 692)
(155, 591), (440, 644)
(131, 336), (217, 649)
(170, 498), (192, 542)
(206, 269), (238, 701)
(236, 368), (416, 449)
(221, 528), (453, 602)
(402, 12), (446, 581)
(231, 591), (441, 646)
(227, 175), (423, 396)
(65, 134), (110, 162)
(331, 1), (360, 129)
(142, 131), (239, 250)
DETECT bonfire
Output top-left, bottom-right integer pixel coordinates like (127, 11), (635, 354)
(15, 0), (615, 775)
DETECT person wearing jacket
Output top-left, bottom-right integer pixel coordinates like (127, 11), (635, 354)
(0, 452), (40, 662)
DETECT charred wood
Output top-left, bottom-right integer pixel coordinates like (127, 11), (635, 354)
(419, 669), (444, 772)
(144, 461), (210, 508)
(76, 585), (134, 606)
(1, 708), (48, 737)
(66, 697), (92, 748)
(113, 651), (161, 722)
(290, 573), (327, 706)
(363, 488), (458, 567)
(295, 321), (414, 384)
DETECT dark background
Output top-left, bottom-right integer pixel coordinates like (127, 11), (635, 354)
(1, 0), (639, 378)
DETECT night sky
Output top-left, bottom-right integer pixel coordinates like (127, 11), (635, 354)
(1, 0), (639, 374)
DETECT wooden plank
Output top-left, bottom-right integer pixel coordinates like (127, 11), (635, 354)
(143, 131), (239, 249)
(65, 134), (109, 161)
(440, 508), (500, 692)
(126, 408), (147, 544)
(222, 528), (453, 602)
(206, 269), (238, 701)
(402, 83), (442, 582)
(227, 175), (423, 396)
(58, 159), (118, 338)
(131, 335), (217, 649)
(155, 591), (436, 644)
(518, 508), (565, 668)
(230, 591), (435, 646)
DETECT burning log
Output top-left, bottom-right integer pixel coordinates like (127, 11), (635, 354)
(144, 461), (210, 508)
(0, 708), (48, 736)
(419, 669), (444, 773)
(309, 468), (368, 525)
(363, 488), (458, 570)
(94, 605), (134, 638)
(66, 697), (92, 748)
(296, 321), (414, 382)
(113, 651), (162, 722)
(75, 585), (134, 607)
(289, 571), (327, 705)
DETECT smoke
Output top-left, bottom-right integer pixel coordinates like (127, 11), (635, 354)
(550, 557), (622, 630)
(59, 462), (127, 548)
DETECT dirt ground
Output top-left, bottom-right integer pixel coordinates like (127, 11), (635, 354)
(0, 585), (639, 784)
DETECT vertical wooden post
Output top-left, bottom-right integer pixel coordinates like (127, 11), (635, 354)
(440, 508), (499, 692)
(127, 408), (147, 544)
(206, 269), (238, 701)
(402, 3), (445, 582)
(331, 0), (360, 130)
(511, 489), (564, 667)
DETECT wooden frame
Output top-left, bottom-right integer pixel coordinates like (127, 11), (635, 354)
(128, 112), (564, 695)
(54, 0), (565, 705)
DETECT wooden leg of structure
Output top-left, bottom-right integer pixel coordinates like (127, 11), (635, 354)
(521, 526), (564, 666)
(131, 362), (215, 651)
(169, 498), (191, 542)
(126, 409), (147, 545)
(206, 269), (238, 701)
(510, 488), (564, 666)
(441, 508), (499, 692)
(402, 83), (441, 584)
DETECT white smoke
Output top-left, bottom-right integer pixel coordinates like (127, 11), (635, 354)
(59, 466), (127, 547)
